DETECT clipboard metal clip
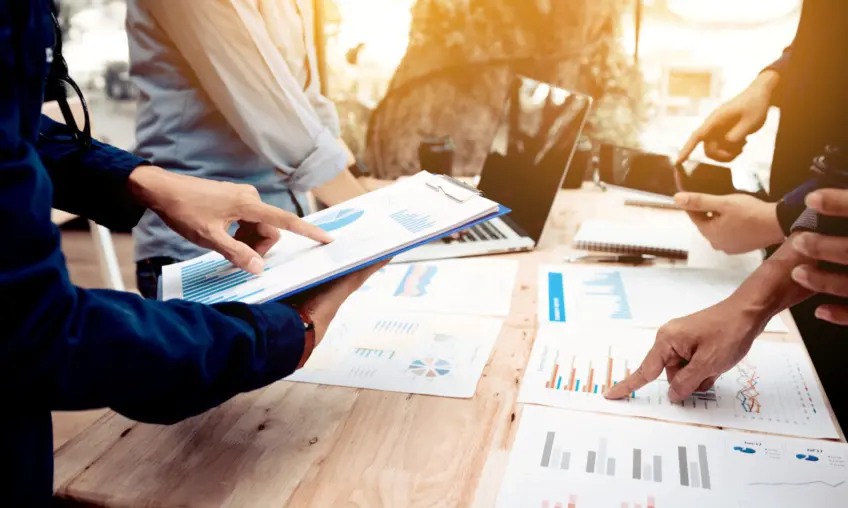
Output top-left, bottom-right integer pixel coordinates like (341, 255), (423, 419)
(424, 174), (481, 204)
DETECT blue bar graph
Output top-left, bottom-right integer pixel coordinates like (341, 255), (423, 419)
(389, 209), (435, 234)
(582, 271), (632, 320)
(179, 258), (268, 304)
(547, 272), (566, 322)
(374, 319), (419, 335)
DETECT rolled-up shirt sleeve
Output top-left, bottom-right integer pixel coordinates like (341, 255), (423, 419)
(144, 0), (346, 192)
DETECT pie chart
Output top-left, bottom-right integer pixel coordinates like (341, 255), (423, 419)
(408, 358), (452, 378)
(312, 208), (364, 232)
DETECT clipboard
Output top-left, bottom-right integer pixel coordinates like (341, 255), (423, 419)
(158, 174), (510, 302)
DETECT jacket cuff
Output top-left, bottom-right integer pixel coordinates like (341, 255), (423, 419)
(777, 198), (806, 236)
(791, 208), (819, 233)
(251, 302), (306, 382)
(281, 129), (347, 193)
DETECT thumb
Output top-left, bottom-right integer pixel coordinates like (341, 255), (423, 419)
(674, 192), (726, 213)
(724, 118), (756, 144)
(211, 232), (265, 274)
(668, 357), (712, 403)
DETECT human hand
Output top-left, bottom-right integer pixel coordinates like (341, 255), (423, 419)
(129, 165), (332, 274)
(290, 260), (390, 344)
(790, 189), (848, 325)
(604, 298), (766, 402)
(676, 71), (779, 165)
(674, 192), (783, 254)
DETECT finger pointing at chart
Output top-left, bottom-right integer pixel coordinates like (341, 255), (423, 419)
(603, 341), (670, 400)
(605, 302), (761, 403)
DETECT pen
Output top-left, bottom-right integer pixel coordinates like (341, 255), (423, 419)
(566, 254), (657, 265)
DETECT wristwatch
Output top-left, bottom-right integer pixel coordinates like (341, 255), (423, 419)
(292, 305), (316, 369)
(348, 159), (371, 178)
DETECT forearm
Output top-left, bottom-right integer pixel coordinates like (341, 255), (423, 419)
(311, 168), (367, 207)
(732, 234), (814, 320)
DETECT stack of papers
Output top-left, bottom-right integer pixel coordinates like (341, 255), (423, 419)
(160, 172), (505, 304)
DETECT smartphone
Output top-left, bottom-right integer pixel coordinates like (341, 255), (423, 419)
(598, 143), (767, 199)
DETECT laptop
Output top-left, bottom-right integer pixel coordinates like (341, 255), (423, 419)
(393, 76), (593, 263)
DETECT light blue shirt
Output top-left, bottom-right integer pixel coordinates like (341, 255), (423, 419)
(128, 0), (347, 262)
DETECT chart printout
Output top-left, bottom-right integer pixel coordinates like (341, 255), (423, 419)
(519, 327), (838, 438)
(539, 265), (787, 333)
(160, 173), (499, 304)
(496, 406), (848, 508)
(286, 311), (502, 398)
(341, 258), (519, 317)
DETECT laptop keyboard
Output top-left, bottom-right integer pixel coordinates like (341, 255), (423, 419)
(442, 222), (506, 243)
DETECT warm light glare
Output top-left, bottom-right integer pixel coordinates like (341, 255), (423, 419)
(333, 0), (414, 69)
(666, 0), (800, 23)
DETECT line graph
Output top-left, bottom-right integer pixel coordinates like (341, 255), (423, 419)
(748, 481), (846, 488)
(736, 361), (761, 413)
(520, 330), (840, 438)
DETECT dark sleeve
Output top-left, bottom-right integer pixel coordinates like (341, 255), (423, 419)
(762, 44), (792, 108)
(4, 124), (306, 427)
(36, 115), (149, 231)
(784, 146), (848, 237)
(776, 177), (818, 235)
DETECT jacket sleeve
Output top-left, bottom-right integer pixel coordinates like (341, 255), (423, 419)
(4, 125), (306, 426)
(776, 145), (848, 237)
(37, 115), (150, 231)
(762, 44), (792, 108)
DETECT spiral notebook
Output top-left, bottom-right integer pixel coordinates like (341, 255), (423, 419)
(572, 219), (689, 259)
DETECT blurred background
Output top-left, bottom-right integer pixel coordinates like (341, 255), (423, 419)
(58, 0), (800, 182)
(54, 0), (800, 291)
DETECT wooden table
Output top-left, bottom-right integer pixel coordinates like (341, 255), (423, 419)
(53, 184), (844, 507)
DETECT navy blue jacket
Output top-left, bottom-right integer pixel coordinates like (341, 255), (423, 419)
(2, 2), (306, 505)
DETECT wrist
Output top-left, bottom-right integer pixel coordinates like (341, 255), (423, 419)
(749, 70), (780, 98)
(128, 165), (173, 210)
(292, 305), (317, 369)
(761, 202), (786, 245)
(734, 239), (811, 318)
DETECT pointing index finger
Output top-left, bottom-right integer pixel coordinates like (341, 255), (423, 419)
(245, 203), (333, 244)
(603, 343), (667, 400)
(676, 130), (704, 166)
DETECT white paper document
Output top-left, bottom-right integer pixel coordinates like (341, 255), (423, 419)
(496, 406), (848, 508)
(339, 258), (519, 317)
(539, 264), (787, 333)
(519, 326), (839, 438)
(286, 311), (503, 398)
(160, 172), (500, 304)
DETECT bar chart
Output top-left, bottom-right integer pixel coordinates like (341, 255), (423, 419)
(540, 496), (577, 508)
(343, 258), (519, 318)
(543, 346), (635, 397)
(544, 269), (632, 323)
(538, 265), (788, 333)
(178, 258), (268, 304)
(373, 319), (419, 336)
(520, 328), (840, 438)
(497, 406), (848, 508)
(389, 209), (435, 234)
(537, 430), (709, 490)
(621, 496), (656, 508)
(287, 311), (502, 398)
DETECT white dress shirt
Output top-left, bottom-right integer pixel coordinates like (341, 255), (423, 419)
(129, 0), (346, 262)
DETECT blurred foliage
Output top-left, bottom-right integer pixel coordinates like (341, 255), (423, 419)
(328, 0), (648, 174)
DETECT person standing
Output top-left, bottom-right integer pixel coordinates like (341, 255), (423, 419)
(128, 0), (369, 298)
(0, 1), (380, 503)
(613, 1), (848, 423)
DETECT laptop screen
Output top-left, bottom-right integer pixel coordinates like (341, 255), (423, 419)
(477, 76), (592, 242)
